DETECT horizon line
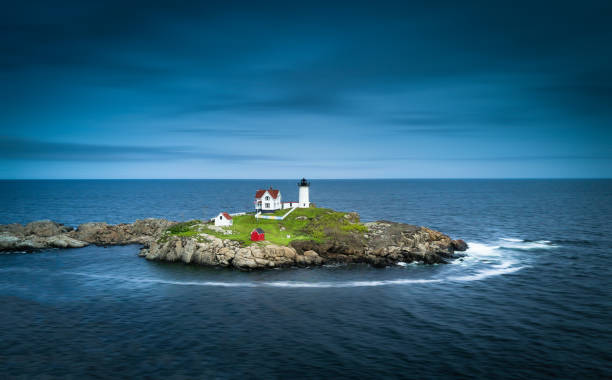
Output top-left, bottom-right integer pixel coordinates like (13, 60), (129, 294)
(1, 177), (611, 181)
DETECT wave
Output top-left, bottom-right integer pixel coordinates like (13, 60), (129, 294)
(64, 267), (523, 288)
(64, 272), (258, 287)
(498, 238), (556, 250)
(463, 242), (502, 257)
(445, 237), (545, 281)
(462, 238), (557, 259)
(448, 262), (526, 282)
(264, 279), (443, 288)
(64, 271), (443, 288)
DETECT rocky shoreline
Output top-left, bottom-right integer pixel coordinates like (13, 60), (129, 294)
(0, 219), (175, 251)
(0, 217), (468, 269)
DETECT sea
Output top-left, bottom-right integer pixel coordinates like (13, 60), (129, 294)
(0, 179), (611, 379)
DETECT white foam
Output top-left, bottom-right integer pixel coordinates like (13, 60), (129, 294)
(498, 239), (556, 250)
(65, 272), (257, 287)
(463, 242), (501, 257)
(65, 271), (442, 288)
(322, 263), (347, 268)
(450, 238), (534, 280)
(463, 238), (557, 258)
(265, 279), (442, 288)
(448, 264), (526, 282)
(65, 268), (521, 287)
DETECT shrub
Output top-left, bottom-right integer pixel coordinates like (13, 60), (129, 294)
(167, 220), (201, 235)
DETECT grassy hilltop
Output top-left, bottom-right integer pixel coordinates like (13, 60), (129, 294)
(161, 208), (367, 246)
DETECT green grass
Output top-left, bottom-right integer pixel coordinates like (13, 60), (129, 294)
(162, 208), (366, 246)
(167, 220), (201, 234)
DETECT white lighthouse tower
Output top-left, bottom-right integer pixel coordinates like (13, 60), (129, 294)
(298, 178), (310, 208)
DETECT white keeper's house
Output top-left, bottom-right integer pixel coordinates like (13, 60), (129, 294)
(254, 178), (311, 213)
(254, 187), (282, 213)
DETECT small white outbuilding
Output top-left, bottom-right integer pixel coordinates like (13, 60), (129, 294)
(214, 212), (233, 227)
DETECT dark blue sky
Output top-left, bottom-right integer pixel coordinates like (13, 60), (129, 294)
(1, 0), (611, 178)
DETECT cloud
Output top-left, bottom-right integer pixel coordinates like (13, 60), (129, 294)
(0, 137), (285, 162)
(171, 127), (298, 139)
(164, 91), (345, 118)
(364, 155), (612, 162)
(389, 127), (477, 137)
(1, 1), (611, 178)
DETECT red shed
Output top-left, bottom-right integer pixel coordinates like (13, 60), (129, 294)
(250, 228), (265, 241)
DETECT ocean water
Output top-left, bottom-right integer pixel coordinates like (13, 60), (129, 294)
(1, 179), (611, 379)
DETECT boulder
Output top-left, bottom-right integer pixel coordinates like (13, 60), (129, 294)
(0, 233), (21, 250)
(47, 235), (88, 249)
(452, 239), (468, 251)
(343, 212), (360, 223)
(24, 220), (72, 237)
(0, 223), (25, 235)
(70, 222), (110, 242)
(302, 250), (323, 265)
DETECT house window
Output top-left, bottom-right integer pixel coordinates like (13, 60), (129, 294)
(265, 203), (270, 208)
(265, 196), (270, 200)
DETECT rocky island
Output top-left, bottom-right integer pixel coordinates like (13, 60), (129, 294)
(0, 208), (467, 269)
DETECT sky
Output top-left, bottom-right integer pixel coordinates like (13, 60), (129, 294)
(1, 0), (611, 179)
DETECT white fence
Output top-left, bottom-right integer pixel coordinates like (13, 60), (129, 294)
(255, 207), (298, 220)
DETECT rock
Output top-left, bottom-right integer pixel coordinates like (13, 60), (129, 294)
(0, 223), (25, 235)
(15, 239), (46, 251)
(452, 239), (468, 251)
(207, 224), (233, 235)
(47, 235), (88, 249)
(70, 222), (110, 242)
(302, 250), (323, 265)
(69, 219), (175, 245)
(0, 233), (21, 250)
(233, 248), (258, 269)
(0, 230), (88, 251)
(25, 220), (73, 237)
(343, 212), (360, 223)
(0, 218), (173, 252)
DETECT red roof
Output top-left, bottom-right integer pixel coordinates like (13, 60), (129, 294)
(255, 188), (279, 199)
(222, 212), (232, 220)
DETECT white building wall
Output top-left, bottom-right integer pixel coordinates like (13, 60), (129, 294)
(258, 190), (282, 211)
(298, 186), (310, 208)
(282, 202), (298, 209)
(214, 213), (233, 226)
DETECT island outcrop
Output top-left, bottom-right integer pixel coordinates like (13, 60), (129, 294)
(140, 221), (465, 269)
(1, 209), (467, 269)
(0, 219), (175, 251)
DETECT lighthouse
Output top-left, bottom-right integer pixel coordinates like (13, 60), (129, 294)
(298, 178), (310, 208)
